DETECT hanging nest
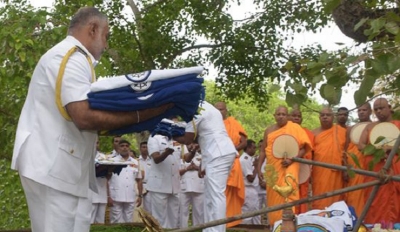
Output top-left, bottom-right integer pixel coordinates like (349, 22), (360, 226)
(138, 208), (164, 232)
(332, 0), (400, 42)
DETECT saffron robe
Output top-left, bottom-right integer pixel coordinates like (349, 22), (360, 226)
(265, 121), (312, 225)
(312, 125), (346, 210)
(363, 120), (400, 223)
(344, 141), (365, 217)
(224, 116), (246, 227)
(296, 127), (314, 214)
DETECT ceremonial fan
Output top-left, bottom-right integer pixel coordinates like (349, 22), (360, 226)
(350, 122), (370, 145)
(369, 122), (400, 148)
(272, 134), (310, 184)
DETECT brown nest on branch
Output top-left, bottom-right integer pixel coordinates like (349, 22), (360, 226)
(332, 0), (400, 42)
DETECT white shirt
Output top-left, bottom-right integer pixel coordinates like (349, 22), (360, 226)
(185, 101), (237, 167)
(239, 152), (259, 187)
(138, 154), (152, 189)
(180, 153), (204, 193)
(12, 36), (98, 197)
(92, 152), (108, 203)
(108, 155), (141, 202)
(146, 135), (181, 194)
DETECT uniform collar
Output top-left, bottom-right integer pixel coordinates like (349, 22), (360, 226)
(65, 36), (97, 66)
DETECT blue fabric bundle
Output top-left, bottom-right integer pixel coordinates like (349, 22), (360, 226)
(88, 70), (205, 135)
(151, 119), (186, 139)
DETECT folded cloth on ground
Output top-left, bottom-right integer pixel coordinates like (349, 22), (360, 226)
(151, 118), (187, 139)
(90, 66), (204, 92)
(88, 67), (205, 135)
(299, 200), (354, 231)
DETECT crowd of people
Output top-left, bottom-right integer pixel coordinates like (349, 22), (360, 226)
(10, 6), (400, 232)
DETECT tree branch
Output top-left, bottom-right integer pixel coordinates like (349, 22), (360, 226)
(161, 43), (233, 69)
(142, 0), (171, 12)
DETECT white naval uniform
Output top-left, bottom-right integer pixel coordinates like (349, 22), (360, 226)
(108, 155), (141, 223)
(91, 152), (108, 223)
(239, 152), (261, 224)
(11, 36), (98, 232)
(147, 135), (182, 229)
(185, 101), (236, 232)
(138, 154), (152, 214)
(180, 153), (205, 228)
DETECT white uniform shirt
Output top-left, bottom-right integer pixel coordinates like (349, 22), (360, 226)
(11, 36), (98, 197)
(185, 101), (237, 167)
(180, 153), (204, 193)
(146, 135), (181, 194)
(138, 155), (152, 190)
(239, 152), (259, 187)
(108, 155), (141, 202)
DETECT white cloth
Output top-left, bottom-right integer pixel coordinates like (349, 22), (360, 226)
(146, 135), (181, 194)
(108, 156), (141, 202)
(183, 101), (237, 232)
(300, 200), (353, 230)
(180, 153), (205, 227)
(273, 215), (345, 232)
(185, 101), (237, 167)
(12, 36), (97, 232)
(109, 201), (135, 223)
(150, 191), (180, 229)
(91, 66), (204, 92)
(257, 160), (267, 195)
(91, 203), (106, 224)
(240, 152), (259, 187)
(241, 186), (260, 224)
(147, 135), (182, 228)
(12, 35), (98, 198)
(138, 154), (152, 213)
(203, 154), (236, 232)
(21, 176), (92, 232)
(108, 156), (141, 223)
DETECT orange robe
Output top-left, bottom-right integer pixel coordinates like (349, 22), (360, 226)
(296, 127), (314, 214)
(224, 116), (246, 227)
(363, 120), (400, 223)
(265, 121), (312, 225)
(344, 141), (365, 217)
(312, 125), (346, 210)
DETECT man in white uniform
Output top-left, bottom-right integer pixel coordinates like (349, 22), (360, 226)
(179, 149), (204, 228)
(11, 7), (171, 232)
(174, 101), (237, 232)
(147, 134), (184, 229)
(239, 139), (261, 224)
(91, 141), (108, 224)
(108, 140), (143, 223)
(138, 141), (152, 214)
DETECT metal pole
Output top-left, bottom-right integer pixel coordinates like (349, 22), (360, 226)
(292, 157), (400, 181)
(171, 180), (380, 232)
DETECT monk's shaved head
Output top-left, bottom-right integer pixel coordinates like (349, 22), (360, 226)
(290, 108), (302, 125)
(275, 106), (288, 114)
(373, 98), (392, 122)
(214, 101), (228, 119)
(274, 106), (288, 127)
(319, 107), (334, 129)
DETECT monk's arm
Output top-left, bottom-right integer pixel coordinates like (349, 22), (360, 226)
(236, 133), (247, 151)
(66, 100), (173, 131)
(358, 124), (371, 151)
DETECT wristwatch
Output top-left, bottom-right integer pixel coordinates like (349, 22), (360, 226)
(138, 194), (143, 198)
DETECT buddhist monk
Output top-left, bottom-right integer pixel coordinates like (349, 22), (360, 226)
(358, 98), (400, 223)
(289, 108), (314, 214)
(343, 103), (372, 216)
(312, 107), (346, 209)
(214, 101), (246, 227)
(257, 106), (312, 225)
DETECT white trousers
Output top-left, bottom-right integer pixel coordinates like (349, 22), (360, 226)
(150, 191), (180, 229)
(91, 203), (106, 223)
(258, 193), (266, 209)
(109, 201), (135, 223)
(180, 192), (204, 227)
(203, 153), (235, 232)
(242, 186), (261, 224)
(143, 193), (152, 214)
(20, 176), (92, 232)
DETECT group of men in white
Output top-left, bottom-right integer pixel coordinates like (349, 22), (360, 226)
(91, 126), (267, 229)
